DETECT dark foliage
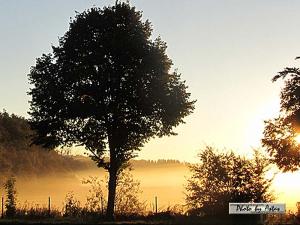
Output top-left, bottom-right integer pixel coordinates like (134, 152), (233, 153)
(16, 204), (61, 219)
(262, 66), (300, 171)
(28, 1), (195, 218)
(4, 177), (17, 218)
(64, 192), (82, 218)
(0, 110), (32, 151)
(0, 111), (91, 181)
(185, 146), (274, 216)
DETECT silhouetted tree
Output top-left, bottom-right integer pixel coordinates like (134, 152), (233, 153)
(185, 146), (274, 216)
(0, 110), (32, 151)
(115, 169), (146, 216)
(64, 192), (81, 217)
(28, 2), (195, 219)
(262, 66), (300, 171)
(4, 176), (17, 218)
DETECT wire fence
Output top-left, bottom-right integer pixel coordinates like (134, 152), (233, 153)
(0, 195), (161, 219)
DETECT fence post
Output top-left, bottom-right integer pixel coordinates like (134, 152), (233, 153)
(48, 197), (51, 216)
(155, 196), (158, 214)
(101, 196), (104, 215)
(1, 196), (3, 218)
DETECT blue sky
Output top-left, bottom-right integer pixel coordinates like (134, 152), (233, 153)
(1, 0), (300, 161)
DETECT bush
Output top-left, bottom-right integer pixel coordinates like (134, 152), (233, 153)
(63, 192), (82, 217)
(82, 169), (146, 217)
(4, 176), (17, 218)
(115, 169), (146, 216)
(82, 176), (106, 214)
(185, 146), (274, 216)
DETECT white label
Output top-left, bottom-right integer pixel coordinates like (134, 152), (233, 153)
(229, 203), (285, 214)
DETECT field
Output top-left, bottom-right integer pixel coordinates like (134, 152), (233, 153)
(0, 158), (189, 213)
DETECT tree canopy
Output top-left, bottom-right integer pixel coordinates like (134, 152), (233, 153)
(28, 2), (195, 218)
(262, 67), (300, 171)
(0, 110), (31, 151)
(185, 146), (274, 216)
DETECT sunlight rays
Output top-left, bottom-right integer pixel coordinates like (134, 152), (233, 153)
(294, 134), (300, 144)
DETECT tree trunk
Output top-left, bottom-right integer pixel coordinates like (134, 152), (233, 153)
(106, 168), (117, 220)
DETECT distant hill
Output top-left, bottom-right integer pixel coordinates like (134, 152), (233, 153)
(0, 111), (90, 180)
(0, 111), (188, 180)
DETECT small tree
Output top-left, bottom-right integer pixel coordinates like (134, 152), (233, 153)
(83, 169), (145, 216)
(4, 176), (17, 218)
(82, 176), (106, 214)
(114, 169), (146, 216)
(64, 191), (81, 217)
(185, 146), (274, 216)
(28, 1), (195, 219)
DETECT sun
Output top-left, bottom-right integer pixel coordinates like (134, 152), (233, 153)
(294, 134), (300, 144)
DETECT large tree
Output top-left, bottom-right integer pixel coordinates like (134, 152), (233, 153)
(262, 66), (300, 171)
(28, 2), (195, 219)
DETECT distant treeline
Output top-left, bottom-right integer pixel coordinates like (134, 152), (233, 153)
(0, 111), (186, 180)
(131, 159), (187, 168)
(0, 111), (90, 180)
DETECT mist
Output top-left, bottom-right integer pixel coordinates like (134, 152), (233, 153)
(0, 155), (190, 211)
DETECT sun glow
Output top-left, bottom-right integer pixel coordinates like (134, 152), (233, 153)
(294, 134), (300, 144)
(244, 99), (280, 151)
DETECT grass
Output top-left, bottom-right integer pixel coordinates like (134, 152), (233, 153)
(0, 215), (268, 225)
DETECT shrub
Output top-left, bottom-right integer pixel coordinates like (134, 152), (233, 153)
(4, 176), (17, 218)
(82, 169), (146, 217)
(185, 146), (274, 216)
(63, 192), (82, 217)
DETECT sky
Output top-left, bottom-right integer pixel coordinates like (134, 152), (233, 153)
(1, 0), (300, 162)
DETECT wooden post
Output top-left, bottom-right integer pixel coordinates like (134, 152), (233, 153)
(1, 196), (3, 218)
(155, 196), (158, 214)
(101, 196), (104, 215)
(48, 197), (51, 216)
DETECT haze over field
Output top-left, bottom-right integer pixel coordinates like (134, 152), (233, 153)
(0, 158), (189, 211)
(0, 156), (299, 212)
